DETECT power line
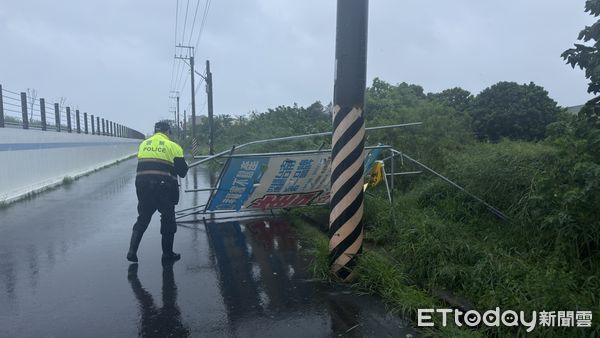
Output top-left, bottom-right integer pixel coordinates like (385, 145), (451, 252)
(181, 0), (190, 43)
(175, 0), (201, 94)
(172, 1), (191, 95)
(184, 95), (206, 116)
(174, 40), (194, 94)
(169, 0), (180, 92)
(179, 67), (206, 108)
(179, 73), (189, 94)
(176, 56), (190, 93)
(175, 0), (180, 43)
(185, 74), (206, 107)
(171, 0), (211, 111)
(176, 52), (207, 95)
(174, 47), (191, 95)
(175, 58), (187, 93)
(172, 1), (188, 94)
(194, 0), (212, 52)
(187, 0), (202, 46)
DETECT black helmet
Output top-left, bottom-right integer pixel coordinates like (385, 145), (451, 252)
(154, 121), (171, 134)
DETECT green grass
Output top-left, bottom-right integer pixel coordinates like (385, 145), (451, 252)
(362, 190), (600, 337)
(62, 176), (75, 185)
(289, 186), (600, 337)
(289, 211), (483, 337)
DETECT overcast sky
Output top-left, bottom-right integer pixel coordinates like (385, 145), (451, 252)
(0, 0), (595, 133)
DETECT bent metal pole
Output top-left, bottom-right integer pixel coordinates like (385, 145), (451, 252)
(329, 0), (369, 281)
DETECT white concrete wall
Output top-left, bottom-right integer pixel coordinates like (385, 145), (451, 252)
(0, 128), (141, 203)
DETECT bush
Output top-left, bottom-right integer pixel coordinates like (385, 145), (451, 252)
(416, 140), (558, 220)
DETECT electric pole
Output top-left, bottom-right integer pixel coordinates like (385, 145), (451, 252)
(176, 95), (180, 137)
(169, 90), (180, 141)
(206, 60), (214, 155)
(193, 60), (215, 155)
(329, 0), (369, 282)
(183, 109), (187, 138)
(175, 45), (196, 151)
(169, 107), (177, 137)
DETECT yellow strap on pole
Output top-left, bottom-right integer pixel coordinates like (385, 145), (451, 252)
(364, 160), (383, 191)
(366, 160), (384, 189)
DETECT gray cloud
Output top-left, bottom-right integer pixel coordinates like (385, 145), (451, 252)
(0, 0), (594, 133)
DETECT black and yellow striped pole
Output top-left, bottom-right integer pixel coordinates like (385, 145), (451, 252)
(329, 0), (369, 281)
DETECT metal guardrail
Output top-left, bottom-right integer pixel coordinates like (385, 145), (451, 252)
(0, 83), (145, 139)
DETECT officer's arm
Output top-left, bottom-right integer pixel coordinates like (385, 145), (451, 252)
(173, 144), (189, 178)
(174, 157), (188, 178)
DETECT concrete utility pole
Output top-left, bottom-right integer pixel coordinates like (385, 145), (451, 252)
(183, 109), (187, 138)
(175, 45), (196, 146)
(205, 60), (215, 155)
(190, 56), (196, 143)
(176, 96), (180, 138)
(170, 91), (180, 141)
(169, 108), (177, 128)
(192, 60), (215, 155)
(329, 0), (369, 282)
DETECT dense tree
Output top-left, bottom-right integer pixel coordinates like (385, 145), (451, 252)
(363, 79), (474, 169)
(181, 101), (332, 154)
(562, 0), (600, 96)
(365, 78), (427, 123)
(427, 87), (473, 113)
(469, 81), (560, 141)
(527, 0), (600, 258)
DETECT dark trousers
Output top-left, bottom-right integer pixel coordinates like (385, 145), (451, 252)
(133, 178), (178, 235)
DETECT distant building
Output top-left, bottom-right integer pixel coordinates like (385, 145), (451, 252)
(566, 105), (585, 115)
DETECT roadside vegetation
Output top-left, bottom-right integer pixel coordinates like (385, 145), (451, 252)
(184, 2), (600, 336)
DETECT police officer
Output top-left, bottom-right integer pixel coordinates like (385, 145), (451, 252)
(127, 121), (188, 262)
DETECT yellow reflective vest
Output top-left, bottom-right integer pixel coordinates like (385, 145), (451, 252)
(136, 132), (186, 180)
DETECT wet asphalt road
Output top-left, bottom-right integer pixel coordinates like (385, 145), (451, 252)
(0, 158), (417, 337)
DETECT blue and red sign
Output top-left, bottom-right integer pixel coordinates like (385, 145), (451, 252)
(207, 149), (382, 211)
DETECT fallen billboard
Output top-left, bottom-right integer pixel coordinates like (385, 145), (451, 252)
(206, 148), (384, 211)
(207, 152), (332, 211)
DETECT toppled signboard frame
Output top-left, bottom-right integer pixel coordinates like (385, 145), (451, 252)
(175, 122), (423, 223)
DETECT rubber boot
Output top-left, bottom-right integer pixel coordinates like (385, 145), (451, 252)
(127, 230), (144, 262)
(161, 233), (181, 261)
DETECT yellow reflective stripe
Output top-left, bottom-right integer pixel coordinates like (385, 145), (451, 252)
(138, 158), (173, 165)
(136, 170), (176, 177)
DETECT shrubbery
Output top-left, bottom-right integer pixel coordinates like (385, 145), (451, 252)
(193, 74), (599, 335)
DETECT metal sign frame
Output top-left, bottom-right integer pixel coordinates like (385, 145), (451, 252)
(176, 122), (422, 223)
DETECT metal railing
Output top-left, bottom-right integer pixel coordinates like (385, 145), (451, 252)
(0, 83), (144, 139)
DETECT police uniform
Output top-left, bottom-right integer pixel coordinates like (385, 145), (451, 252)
(127, 122), (188, 262)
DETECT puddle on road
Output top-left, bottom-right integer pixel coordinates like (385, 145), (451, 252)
(0, 161), (419, 337)
(126, 218), (419, 337)
(196, 218), (419, 337)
